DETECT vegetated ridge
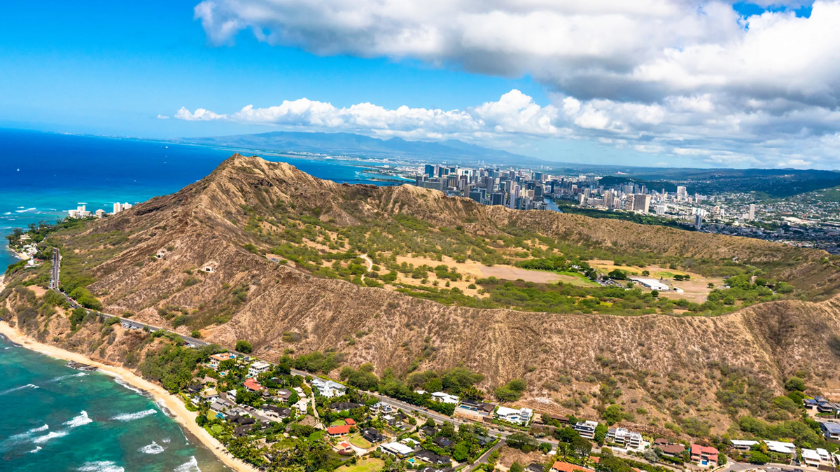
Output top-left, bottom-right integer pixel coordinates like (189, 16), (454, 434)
(5, 154), (840, 436)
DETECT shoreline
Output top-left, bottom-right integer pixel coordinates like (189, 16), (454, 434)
(0, 321), (258, 472)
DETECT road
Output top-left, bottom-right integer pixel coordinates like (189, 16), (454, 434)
(468, 439), (505, 472)
(49, 248), (60, 290)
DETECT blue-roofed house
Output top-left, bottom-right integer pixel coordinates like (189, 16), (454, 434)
(821, 422), (840, 440)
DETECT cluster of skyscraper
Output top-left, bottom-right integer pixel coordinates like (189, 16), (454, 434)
(67, 202), (133, 219)
(414, 164), (550, 211)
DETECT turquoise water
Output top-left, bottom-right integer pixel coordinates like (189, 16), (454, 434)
(0, 127), (408, 271)
(0, 333), (229, 471)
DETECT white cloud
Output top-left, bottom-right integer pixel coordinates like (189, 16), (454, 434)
(157, 114), (170, 120)
(173, 90), (564, 140)
(174, 107), (227, 121)
(188, 0), (840, 168)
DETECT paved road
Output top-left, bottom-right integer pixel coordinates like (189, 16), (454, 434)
(49, 248), (60, 290)
(468, 439), (505, 472)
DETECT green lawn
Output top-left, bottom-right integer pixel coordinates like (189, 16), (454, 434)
(330, 419), (348, 426)
(348, 434), (372, 449)
(557, 271), (600, 287)
(341, 458), (383, 472)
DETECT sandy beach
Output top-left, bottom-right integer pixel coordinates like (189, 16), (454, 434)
(0, 321), (259, 472)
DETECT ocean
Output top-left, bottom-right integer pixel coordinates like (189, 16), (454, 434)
(0, 333), (228, 471)
(0, 127), (408, 271)
(0, 127), (408, 471)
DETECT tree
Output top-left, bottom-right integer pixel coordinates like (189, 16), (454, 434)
(236, 340), (253, 353)
(571, 435), (592, 458)
(453, 443), (470, 461)
(643, 449), (658, 463)
(748, 452), (769, 464)
(594, 423), (609, 445)
(651, 290), (659, 298)
(602, 405), (623, 425)
(511, 463), (524, 472)
(785, 377), (806, 392)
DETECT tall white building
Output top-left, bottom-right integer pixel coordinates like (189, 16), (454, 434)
(749, 204), (756, 220)
(676, 186), (688, 201)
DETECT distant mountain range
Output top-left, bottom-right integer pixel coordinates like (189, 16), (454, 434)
(175, 131), (547, 166)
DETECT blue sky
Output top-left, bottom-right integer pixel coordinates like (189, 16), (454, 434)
(1, 1), (837, 168)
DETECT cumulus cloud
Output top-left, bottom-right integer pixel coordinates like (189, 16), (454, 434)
(190, 0), (840, 167)
(175, 107), (227, 121)
(157, 114), (170, 119)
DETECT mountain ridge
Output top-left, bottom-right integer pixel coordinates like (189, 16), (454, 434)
(175, 131), (547, 165)
(5, 153), (840, 435)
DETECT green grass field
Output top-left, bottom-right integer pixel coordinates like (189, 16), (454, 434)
(557, 271), (600, 287)
(341, 458), (383, 472)
(330, 419), (347, 426)
(348, 434), (372, 449)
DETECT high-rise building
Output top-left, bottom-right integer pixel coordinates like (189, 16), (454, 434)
(676, 186), (688, 201)
(632, 194), (651, 213)
(424, 164), (435, 178)
(603, 190), (614, 208)
(749, 204), (756, 220)
(695, 213), (703, 230)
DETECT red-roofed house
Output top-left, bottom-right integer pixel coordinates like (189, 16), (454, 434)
(336, 441), (354, 455)
(327, 425), (351, 436)
(345, 418), (356, 426)
(690, 444), (719, 465)
(244, 378), (264, 392)
(551, 462), (592, 472)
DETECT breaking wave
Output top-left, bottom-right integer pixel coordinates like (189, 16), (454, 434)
(174, 456), (202, 472)
(0, 383), (39, 396)
(64, 411), (93, 428)
(32, 431), (68, 444)
(139, 441), (164, 454)
(111, 408), (156, 422)
(29, 446), (42, 453)
(113, 378), (148, 397)
(7, 424), (49, 440)
(77, 461), (124, 472)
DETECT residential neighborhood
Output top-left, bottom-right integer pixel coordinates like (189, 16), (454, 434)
(176, 348), (840, 472)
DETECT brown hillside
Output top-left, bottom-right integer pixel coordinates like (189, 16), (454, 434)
(6, 153), (840, 435)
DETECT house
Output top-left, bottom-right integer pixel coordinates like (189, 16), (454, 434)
(261, 405), (291, 420)
(431, 392), (460, 404)
(275, 389), (293, 402)
(474, 434), (493, 447)
(362, 428), (385, 444)
(818, 402), (840, 414)
(292, 398), (309, 413)
(689, 444), (718, 465)
(817, 448), (832, 463)
(210, 401), (229, 415)
(373, 402), (393, 413)
(433, 436), (454, 449)
(331, 402), (361, 411)
(822, 422), (840, 440)
(801, 449), (824, 468)
(659, 444), (686, 458)
(804, 398), (820, 409)
(527, 463), (545, 472)
(606, 427), (643, 450)
(244, 378), (264, 392)
(234, 424), (254, 437)
(551, 461), (592, 472)
(381, 442), (414, 458)
(311, 378), (347, 398)
(419, 468), (454, 472)
(345, 418), (356, 426)
(573, 421), (599, 440)
(228, 414), (256, 426)
(248, 361), (271, 377)
(495, 406), (534, 425)
(209, 353), (235, 369)
(415, 450), (451, 465)
(731, 440), (794, 455)
(460, 399), (494, 413)
(421, 425), (437, 437)
(327, 425), (351, 437)
(383, 414), (396, 426)
(336, 442), (354, 455)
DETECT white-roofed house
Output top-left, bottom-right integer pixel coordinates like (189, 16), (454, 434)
(310, 378), (347, 398)
(248, 361), (271, 378)
(495, 406), (534, 425)
(801, 449), (823, 467)
(431, 392), (459, 404)
(380, 442), (414, 458)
